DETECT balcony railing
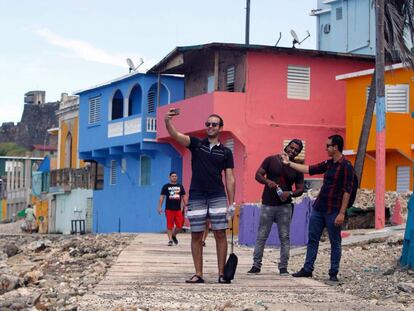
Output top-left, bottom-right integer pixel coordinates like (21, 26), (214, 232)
(50, 167), (95, 191)
(146, 117), (157, 132)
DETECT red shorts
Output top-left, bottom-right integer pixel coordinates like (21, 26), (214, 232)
(165, 210), (184, 230)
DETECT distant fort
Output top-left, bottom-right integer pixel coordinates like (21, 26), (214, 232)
(0, 91), (59, 148)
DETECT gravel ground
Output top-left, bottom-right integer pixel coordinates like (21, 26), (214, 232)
(0, 230), (135, 310)
(260, 234), (414, 310)
(1, 220), (413, 310)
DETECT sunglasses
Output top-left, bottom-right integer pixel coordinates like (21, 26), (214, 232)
(205, 122), (220, 128)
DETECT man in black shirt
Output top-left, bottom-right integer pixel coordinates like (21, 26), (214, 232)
(165, 108), (235, 284)
(248, 139), (304, 275)
(158, 172), (187, 246)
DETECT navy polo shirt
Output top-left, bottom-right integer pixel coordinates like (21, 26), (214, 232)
(187, 136), (234, 197)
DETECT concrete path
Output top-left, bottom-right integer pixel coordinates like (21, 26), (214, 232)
(78, 232), (395, 311)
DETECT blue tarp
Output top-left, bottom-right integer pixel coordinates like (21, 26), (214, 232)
(37, 156), (50, 172)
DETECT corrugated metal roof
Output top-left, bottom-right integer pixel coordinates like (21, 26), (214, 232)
(149, 42), (374, 74)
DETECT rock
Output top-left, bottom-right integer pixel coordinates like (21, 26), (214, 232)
(24, 270), (44, 284)
(397, 282), (414, 293)
(382, 268), (395, 276)
(0, 274), (21, 293)
(3, 244), (19, 257)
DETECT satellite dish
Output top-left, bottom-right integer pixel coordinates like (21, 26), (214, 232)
(290, 30), (300, 48)
(126, 57), (144, 73)
(290, 30), (311, 48)
(126, 58), (135, 73)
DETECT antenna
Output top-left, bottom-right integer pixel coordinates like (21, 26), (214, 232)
(126, 58), (145, 73)
(275, 32), (282, 46)
(299, 30), (311, 44)
(290, 30), (300, 48)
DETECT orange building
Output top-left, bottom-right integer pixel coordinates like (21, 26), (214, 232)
(337, 63), (414, 191)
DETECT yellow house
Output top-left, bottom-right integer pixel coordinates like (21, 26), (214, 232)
(55, 93), (83, 169)
(34, 93), (85, 233)
(337, 63), (414, 191)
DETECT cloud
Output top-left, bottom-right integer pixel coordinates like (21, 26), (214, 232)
(33, 27), (127, 67)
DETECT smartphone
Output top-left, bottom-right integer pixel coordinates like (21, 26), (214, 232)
(170, 108), (180, 116)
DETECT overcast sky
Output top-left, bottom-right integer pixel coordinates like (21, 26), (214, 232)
(0, 0), (317, 124)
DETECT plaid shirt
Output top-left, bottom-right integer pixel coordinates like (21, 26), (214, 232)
(309, 156), (354, 213)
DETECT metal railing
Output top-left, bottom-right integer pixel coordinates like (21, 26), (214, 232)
(50, 167), (95, 190)
(146, 117), (157, 132)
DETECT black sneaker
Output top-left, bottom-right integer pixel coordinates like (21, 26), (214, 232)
(168, 241), (173, 246)
(279, 268), (290, 276)
(329, 275), (339, 282)
(172, 235), (178, 245)
(247, 266), (261, 274)
(292, 268), (312, 278)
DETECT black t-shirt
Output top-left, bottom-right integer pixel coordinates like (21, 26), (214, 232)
(260, 155), (304, 206)
(161, 183), (186, 211)
(187, 137), (234, 197)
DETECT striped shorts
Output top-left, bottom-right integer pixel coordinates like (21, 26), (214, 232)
(187, 195), (228, 232)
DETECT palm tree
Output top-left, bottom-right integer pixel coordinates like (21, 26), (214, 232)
(354, 0), (414, 185)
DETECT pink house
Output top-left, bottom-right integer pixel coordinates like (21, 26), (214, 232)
(152, 43), (373, 204)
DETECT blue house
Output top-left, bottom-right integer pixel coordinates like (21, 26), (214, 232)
(312, 0), (375, 55)
(76, 72), (184, 233)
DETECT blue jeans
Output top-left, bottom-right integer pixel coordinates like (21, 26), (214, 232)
(253, 204), (292, 270)
(303, 209), (342, 276)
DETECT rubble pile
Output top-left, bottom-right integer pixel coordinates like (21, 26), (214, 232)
(286, 235), (414, 309)
(293, 189), (412, 214)
(0, 233), (134, 310)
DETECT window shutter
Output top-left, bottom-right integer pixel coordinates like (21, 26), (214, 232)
(225, 138), (235, 153)
(396, 166), (410, 192)
(366, 84), (409, 113)
(148, 90), (156, 114)
(110, 160), (116, 185)
(88, 96), (101, 125)
(336, 7), (343, 20)
(283, 139), (306, 161)
(386, 84), (409, 112)
(140, 156), (151, 186)
(287, 66), (310, 100)
(226, 66), (235, 92)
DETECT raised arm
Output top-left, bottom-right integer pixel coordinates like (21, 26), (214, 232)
(280, 153), (310, 174)
(164, 108), (191, 147)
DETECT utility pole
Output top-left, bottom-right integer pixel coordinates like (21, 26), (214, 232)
(245, 0), (250, 44)
(375, 0), (385, 229)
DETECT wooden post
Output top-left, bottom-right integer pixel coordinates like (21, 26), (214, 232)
(375, 0), (385, 229)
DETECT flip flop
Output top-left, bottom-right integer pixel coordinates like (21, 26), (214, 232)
(185, 274), (204, 283)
